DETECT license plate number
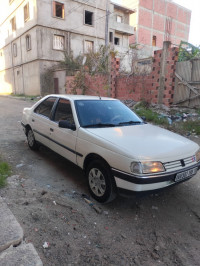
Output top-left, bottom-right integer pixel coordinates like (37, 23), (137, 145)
(175, 167), (198, 182)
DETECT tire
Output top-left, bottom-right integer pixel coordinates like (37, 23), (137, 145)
(86, 160), (116, 203)
(27, 128), (39, 150)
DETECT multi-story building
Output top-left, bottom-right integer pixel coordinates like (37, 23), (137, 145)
(0, 0), (134, 95)
(122, 0), (191, 57)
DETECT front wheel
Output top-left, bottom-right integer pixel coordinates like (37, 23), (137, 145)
(86, 160), (116, 203)
(27, 128), (39, 150)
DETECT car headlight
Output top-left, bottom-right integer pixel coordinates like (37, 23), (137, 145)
(195, 149), (200, 162)
(130, 161), (165, 174)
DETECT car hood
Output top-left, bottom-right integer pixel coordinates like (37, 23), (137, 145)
(85, 124), (199, 162)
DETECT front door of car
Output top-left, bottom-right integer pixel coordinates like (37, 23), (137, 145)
(48, 98), (78, 164)
(31, 97), (57, 148)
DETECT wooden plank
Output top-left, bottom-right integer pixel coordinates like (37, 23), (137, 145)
(175, 73), (200, 95)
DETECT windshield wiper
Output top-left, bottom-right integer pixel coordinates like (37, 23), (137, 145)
(83, 123), (116, 128)
(118, 121), (143, 126)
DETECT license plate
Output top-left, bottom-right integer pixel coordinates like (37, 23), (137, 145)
(175, 167), (198, 182)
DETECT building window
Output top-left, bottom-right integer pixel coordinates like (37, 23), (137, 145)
(116, 15), (122, 23)
(85, 10), (93, 26)
(114, 37), (120, 45)
(85, 40), (94, 53)
(152, 35), (157, 46)
(53, 35), (65, 50)
(24, 2), (30, 22)
(13, 43), (17, 57)
(53, 1), (64, 19)
(109, 32), (113, 43)
(26, 35), (31, 51)
(10, 17), (16, 32)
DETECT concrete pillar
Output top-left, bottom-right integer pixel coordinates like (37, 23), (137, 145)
(158, 41), (171, 104)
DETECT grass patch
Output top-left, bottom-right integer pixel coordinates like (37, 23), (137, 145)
(135, 107), (168, 125)
(181, 120), (200, 135)
(0, 161), (11, 188)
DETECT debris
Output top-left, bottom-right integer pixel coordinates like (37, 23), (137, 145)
(121, 233), (127, 239)
(41, 190), (47, 196)
(16, 163), (24, 168)
(103, 211), (109, 215)
(93, 205), (102, 214)
(83, 197), (102, 214)
(152, 206), (158, 210)
(43, 242), (49, 249)
(84, 198), (93, 206)
(53, 201), (56, 205)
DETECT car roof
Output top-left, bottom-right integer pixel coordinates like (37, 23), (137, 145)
(46, 94), (117, 101)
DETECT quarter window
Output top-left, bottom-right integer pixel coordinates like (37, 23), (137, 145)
(34, 97), (56, 118)
(54, 99), (74, 124)
(53, 35), (65, 50)
(53, 1), (64, 19)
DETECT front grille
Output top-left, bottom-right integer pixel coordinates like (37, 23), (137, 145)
(164, 156), (196, 171)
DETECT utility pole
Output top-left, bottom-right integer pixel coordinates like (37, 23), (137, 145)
(105, 0), (109, 47)
(105, 0), (111, 96)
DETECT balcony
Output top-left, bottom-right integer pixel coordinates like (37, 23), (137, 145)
(110, 21), (134, 36)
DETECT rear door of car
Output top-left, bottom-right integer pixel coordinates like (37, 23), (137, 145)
(31, 96), (57, 148)
(48, 98), (78, 164)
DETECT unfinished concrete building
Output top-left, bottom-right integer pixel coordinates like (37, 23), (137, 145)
(0, 0), (134, 95)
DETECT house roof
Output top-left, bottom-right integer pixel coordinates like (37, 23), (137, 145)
(111, 2), (136, 14)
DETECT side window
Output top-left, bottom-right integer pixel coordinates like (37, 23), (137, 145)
(34, 97), (56, 118)
(54, 99), (74, 124)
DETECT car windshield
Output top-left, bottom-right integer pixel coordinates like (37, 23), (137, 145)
(75, 100), (143, 128)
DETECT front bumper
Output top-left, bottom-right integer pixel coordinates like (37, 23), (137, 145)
(112, 163), (200, 192)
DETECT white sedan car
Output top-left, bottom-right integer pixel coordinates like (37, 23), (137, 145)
(21, 95), (200, 203)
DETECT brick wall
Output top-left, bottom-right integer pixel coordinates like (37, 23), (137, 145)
(65, 43), (179, 106)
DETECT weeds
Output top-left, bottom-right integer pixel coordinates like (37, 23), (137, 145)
(135, 107), (168, 125)
(0, 161), (11, 188)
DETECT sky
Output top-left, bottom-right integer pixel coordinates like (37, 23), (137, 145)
(173, 0), (200, 47)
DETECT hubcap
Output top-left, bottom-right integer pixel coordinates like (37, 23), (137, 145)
(88, 168), (106, 197)
(28, 130), (34, 146)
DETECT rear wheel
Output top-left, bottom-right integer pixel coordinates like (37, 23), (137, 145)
(27, 128), (39, 150)
(86, 160), (116, 203)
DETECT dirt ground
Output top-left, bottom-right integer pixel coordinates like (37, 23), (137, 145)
(0, 96), (200, 266)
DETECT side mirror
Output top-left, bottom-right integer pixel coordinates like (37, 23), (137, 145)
(141, 116), (146, 122)
(58, 120), (76, 131)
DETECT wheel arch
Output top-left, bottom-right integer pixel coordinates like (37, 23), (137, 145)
(83, 153), (111, 173)
(24, 124), (32, 136)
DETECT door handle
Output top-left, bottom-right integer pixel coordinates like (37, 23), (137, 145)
(50, 128), (54, 132)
